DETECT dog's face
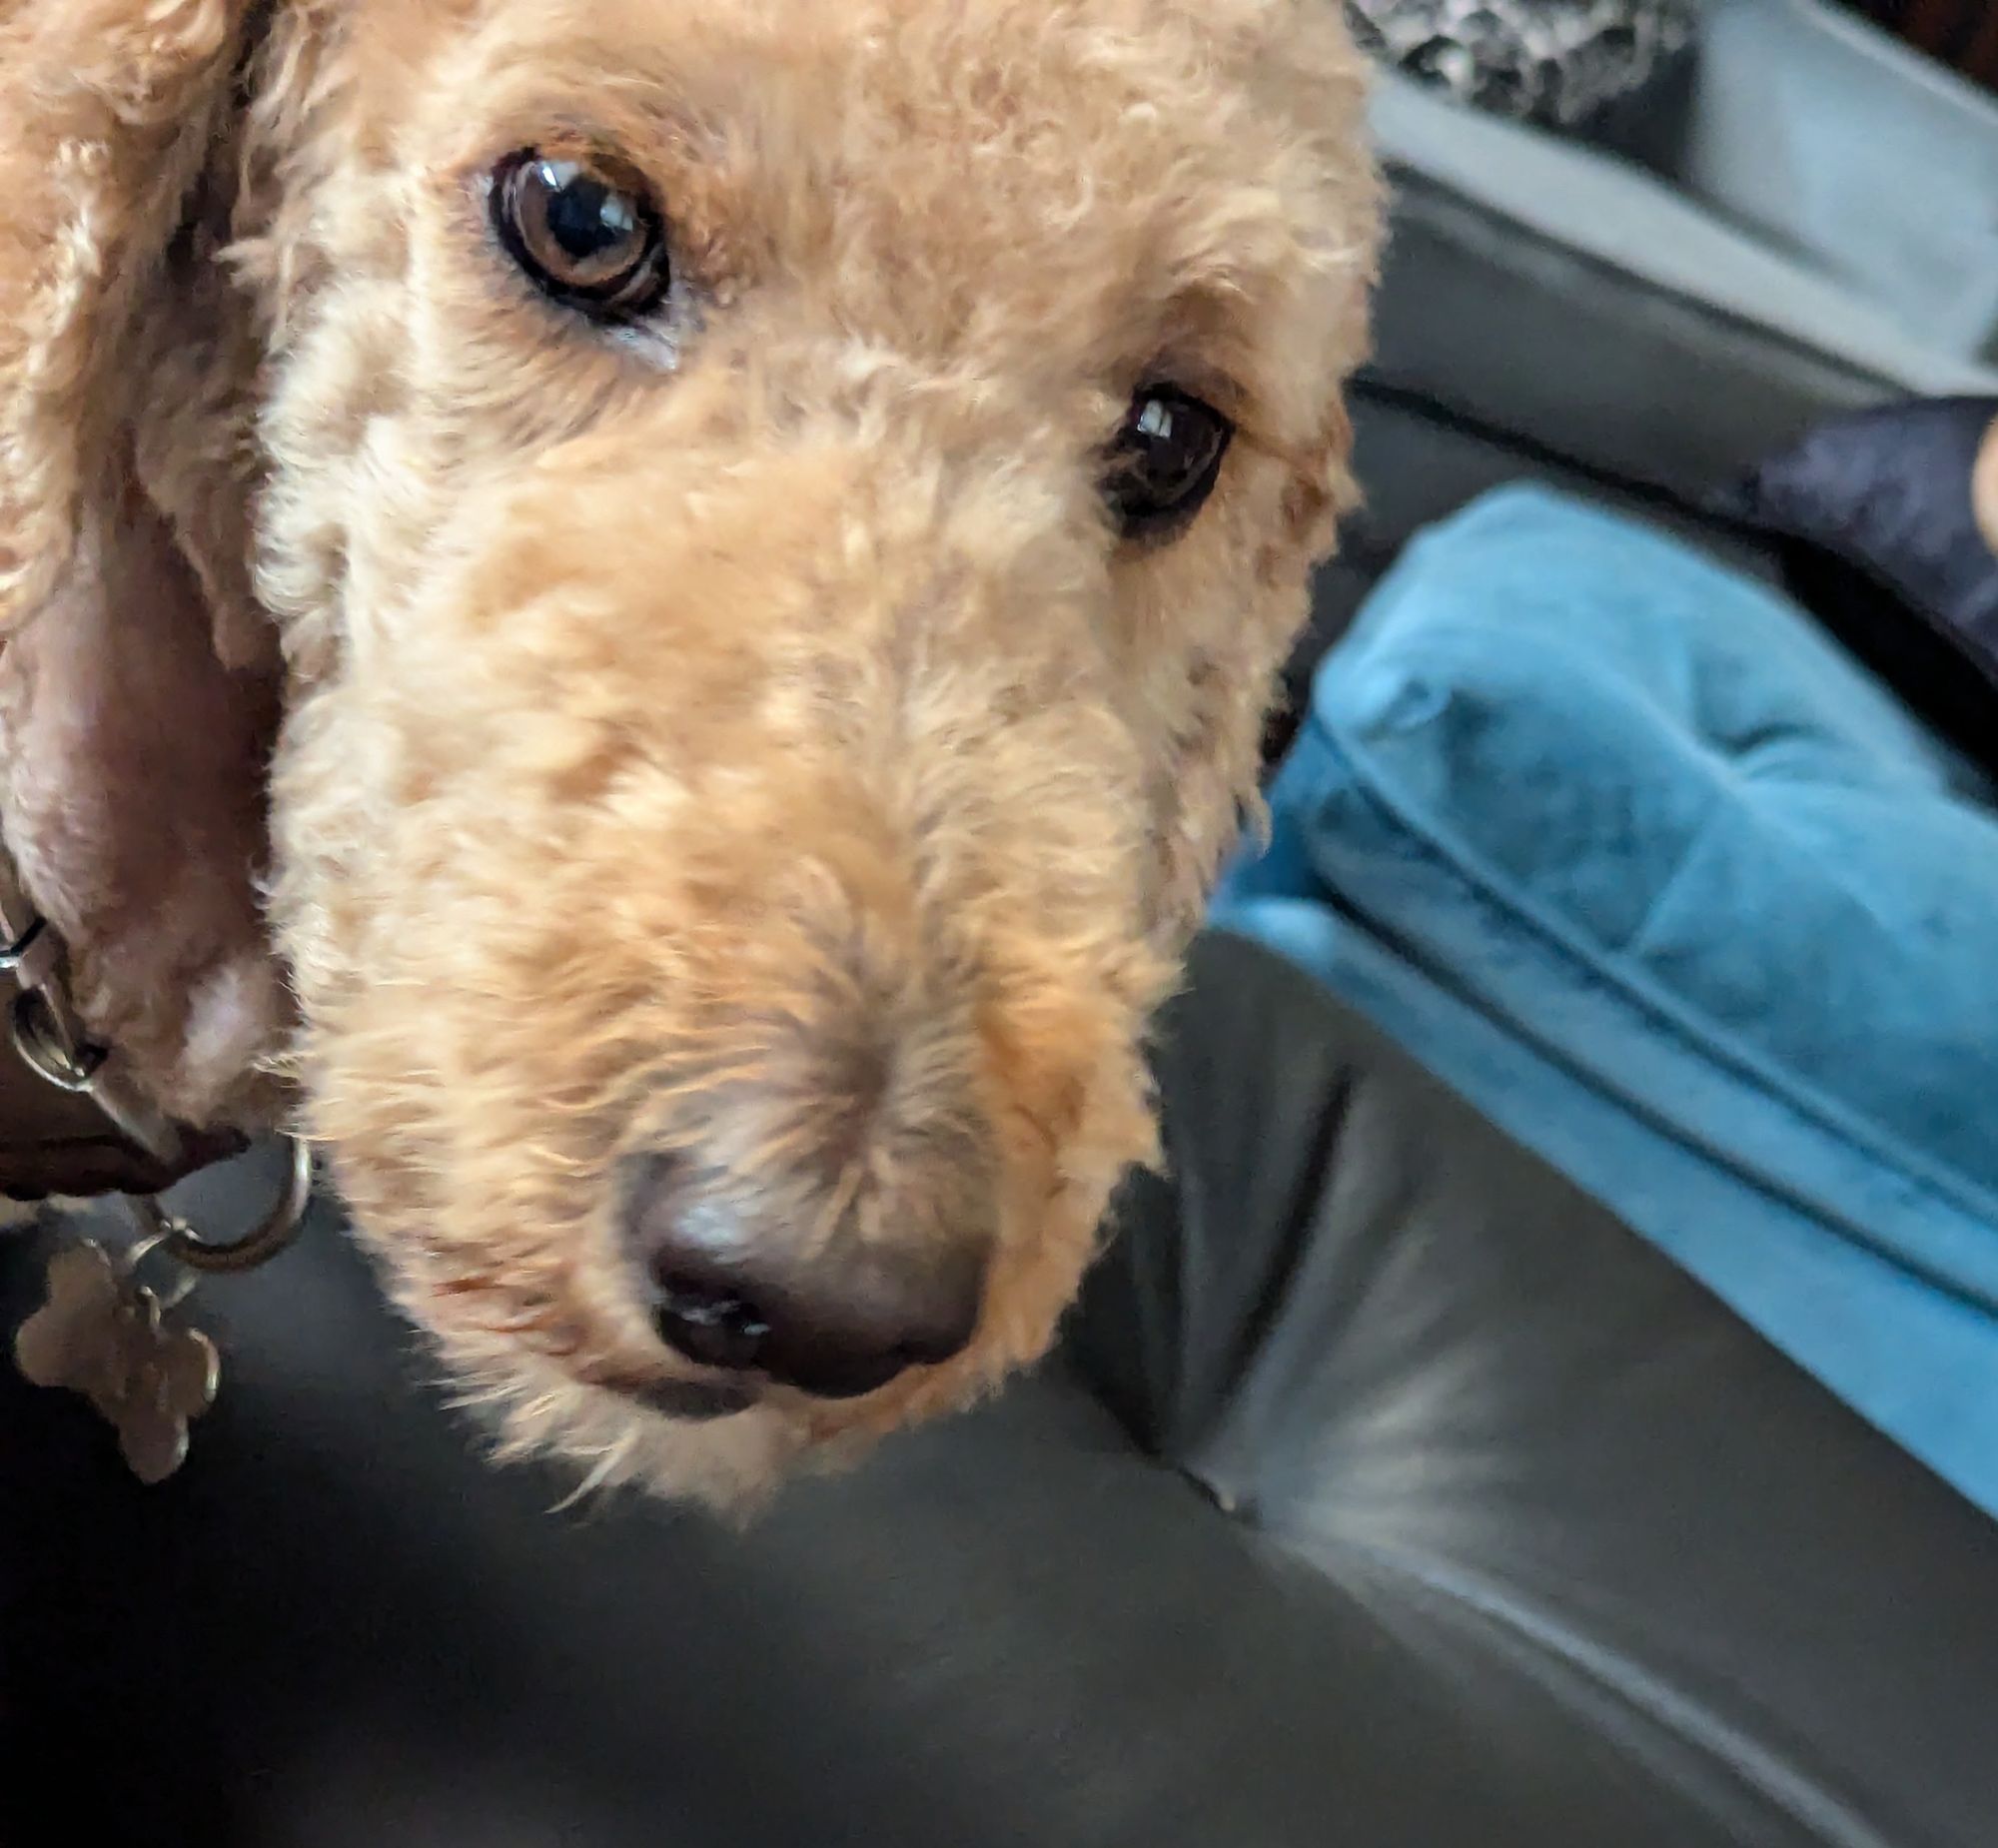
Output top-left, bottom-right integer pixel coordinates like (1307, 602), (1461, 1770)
(0, 0), (1377, 1504)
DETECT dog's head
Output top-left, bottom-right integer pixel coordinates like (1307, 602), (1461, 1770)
(0, 0), (1378, 1503)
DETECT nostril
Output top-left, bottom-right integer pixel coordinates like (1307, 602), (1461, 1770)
(650, 1275), (772, 1375)
(619, 1148), (990, 1398)
(762, 1261), (982, 1398)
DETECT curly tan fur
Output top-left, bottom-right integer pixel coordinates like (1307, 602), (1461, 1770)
(0, 0), (1379, 1506)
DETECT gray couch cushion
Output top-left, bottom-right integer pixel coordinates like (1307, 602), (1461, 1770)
(1369, 69), (1998, 402)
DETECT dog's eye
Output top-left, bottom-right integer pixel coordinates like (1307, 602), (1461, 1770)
(1102, 387), (1234, 540)
(492, 151), (668, 317)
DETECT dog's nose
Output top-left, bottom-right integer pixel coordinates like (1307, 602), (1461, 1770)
(621, 1156), (988, 1399)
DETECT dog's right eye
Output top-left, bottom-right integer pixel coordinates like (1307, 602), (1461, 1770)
(1101, 386), (1234, 542)
(492, 150), (669, 319)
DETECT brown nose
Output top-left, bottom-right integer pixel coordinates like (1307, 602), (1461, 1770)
(620, 1154), (989, 1399)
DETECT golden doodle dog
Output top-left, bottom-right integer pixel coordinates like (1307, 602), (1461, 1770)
(0, 0), (1380, 1505)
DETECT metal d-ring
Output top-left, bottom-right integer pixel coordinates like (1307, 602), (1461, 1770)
(10, 985), (106, 1092)
(126, 1136), (317, 1277)
(114, 1226), (198, 1310)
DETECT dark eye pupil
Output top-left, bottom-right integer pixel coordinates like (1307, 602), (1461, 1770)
(494, 149), (666, 317)
(1104, 387), (1233, 539)
(542, 170), (634, 263)
(1132, 395), (1191, 469)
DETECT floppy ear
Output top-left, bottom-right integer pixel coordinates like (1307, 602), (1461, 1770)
(0, 0), (288, 1131)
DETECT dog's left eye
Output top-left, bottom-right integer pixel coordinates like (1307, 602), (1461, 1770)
(492, 150), (668, 318)
(1102, 386), (1234, 541)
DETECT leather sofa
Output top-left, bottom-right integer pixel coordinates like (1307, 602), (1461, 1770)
(5, 20), (1997, 1845)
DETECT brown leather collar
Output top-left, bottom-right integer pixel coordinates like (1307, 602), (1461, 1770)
(0, 841), (245, 1202)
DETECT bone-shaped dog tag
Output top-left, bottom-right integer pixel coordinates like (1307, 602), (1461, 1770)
(14, 1239), (219, 1483)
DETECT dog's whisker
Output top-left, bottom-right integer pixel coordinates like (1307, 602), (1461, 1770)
(549, 1433), (637, 1513)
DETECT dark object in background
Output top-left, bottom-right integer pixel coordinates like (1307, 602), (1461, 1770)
(1844, 1), (1998, 94)
(1342, 0), (1699, 128)
(1719, 396), (1998, 777)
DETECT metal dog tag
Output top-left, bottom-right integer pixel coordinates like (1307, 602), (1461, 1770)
(13, 1237), (220, 1483)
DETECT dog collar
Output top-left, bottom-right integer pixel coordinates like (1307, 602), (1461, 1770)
(0, 827), (314, 1483)
(0, 829), (311, 1263)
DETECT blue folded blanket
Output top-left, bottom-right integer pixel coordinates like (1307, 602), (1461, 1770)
(1217, 484), (1998, 1516)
